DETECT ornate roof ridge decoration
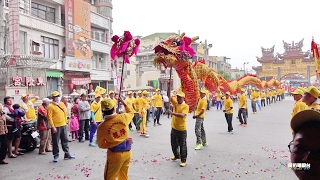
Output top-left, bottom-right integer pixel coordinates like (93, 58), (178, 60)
(0, 54), (58, 68)
(256, 45), (279, 62)
(252, 66), (262, 70)
(277, 38), (312, 60)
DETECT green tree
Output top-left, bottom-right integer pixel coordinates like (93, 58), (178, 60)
(218, 70), (230, 80)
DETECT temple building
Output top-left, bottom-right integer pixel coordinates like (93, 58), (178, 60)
(253, 39), (316, 83)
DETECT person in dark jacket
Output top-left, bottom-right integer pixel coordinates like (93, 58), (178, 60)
(37, 98), (52, 155)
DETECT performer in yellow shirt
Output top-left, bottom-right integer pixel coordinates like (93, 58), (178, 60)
(125, 91), (138, 131)
(261, 90), (266, 107)
(271, 88), (277, 103)
(153, 89), (164, 126)
(97, 97), (134, 180)
(215, 90), (223, 110)
(193, 90), (208, 150)
(143, 90), (152, 125)
(291, 89), (307, 120)
(276, 88), (282, 101)
(20, 94), (39, 121)
(109, 90), (117, 113)
(250, 88), (257, 114)
(266, 89), (272, 105)
(168, 91), (189, 167)
(89, 94), (102, 147)
(238, 88), (247, 126)
(223, 92), (234, 133)
(302, 86), (320, 109)
(135, 90), (149, 137)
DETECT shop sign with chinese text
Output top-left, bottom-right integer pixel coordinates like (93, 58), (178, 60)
(12, 76), (45, 87)
(71, 77), (91, 85)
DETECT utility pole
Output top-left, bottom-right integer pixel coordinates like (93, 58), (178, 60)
(0, 0), (4, 52)
(204, 39), (208, 64)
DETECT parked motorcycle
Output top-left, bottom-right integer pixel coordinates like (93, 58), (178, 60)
(13, 120), (40, 152)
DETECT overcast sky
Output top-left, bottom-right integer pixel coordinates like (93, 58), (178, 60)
(112, 0), (319, 70)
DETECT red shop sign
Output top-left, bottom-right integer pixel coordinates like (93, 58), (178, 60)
(71, 77), (91, 85)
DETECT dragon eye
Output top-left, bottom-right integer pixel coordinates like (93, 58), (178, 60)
(172, 40), (180, 46)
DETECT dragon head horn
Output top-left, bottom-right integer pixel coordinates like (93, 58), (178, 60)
(177, 32), (186, 41)
(192, 36), (199, 42)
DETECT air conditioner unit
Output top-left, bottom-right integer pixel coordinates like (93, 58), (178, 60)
(32, 45), (41, 54)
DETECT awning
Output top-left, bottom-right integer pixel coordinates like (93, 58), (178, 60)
(122, 86), (155, 92)
(46, 71), (63, 78)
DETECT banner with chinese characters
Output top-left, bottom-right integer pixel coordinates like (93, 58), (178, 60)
(12, 76), (46, 87)
(71, 77), (91, 85)
(65, 0), (91, 60)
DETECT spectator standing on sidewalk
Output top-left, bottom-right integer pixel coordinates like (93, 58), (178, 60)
(47, 91), (75, 162)
(78, 94), (91, 142)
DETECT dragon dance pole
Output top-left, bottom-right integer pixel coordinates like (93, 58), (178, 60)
(118, 54), (126, 109)
(167, 66), (173, 119)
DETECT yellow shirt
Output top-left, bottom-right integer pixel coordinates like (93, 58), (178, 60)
(125, 97), (136, 113)
(251, 92), (257, 101)
(277, 89), (282, 95)
(90, 101), (102, 122)
(20, 99), (37, 120)
(271, 90), (277, 96)
(151, 96), (156, 107)
(215, 92), (222, 101)
(153, 94), (163, 107)
(134, 96), (148, 114)
(47, 102), (67, 128)
(261, 93), (266, 99)
(144, 97), (151, 109)
(97, 106), (134, 149)
(171, 98), (189, 131)
(308, 103), (320, 109)
(224, 98), (234, 114)
(267, 91), (272, 97)
(195, 97), (207, 118)
(291, 100), (307, 119)
(239, 94), (247, 109)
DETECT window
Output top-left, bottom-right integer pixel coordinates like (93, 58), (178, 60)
(5, 0), (8, 7)
(31, 2), (55, 23)
(19, 31), (27, 54)
(41, 36), (59, 59)
(91, 28), (105, 42)
(61, 13), (65, 26)
(291, 59), (296, 64)
(20, 0), (29, 14)
(92, 53), (97, 68)
(127, 70), (130, 75)
(98, 6), (112, 17)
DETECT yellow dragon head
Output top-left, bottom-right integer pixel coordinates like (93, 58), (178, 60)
(153, 32), (199, 69)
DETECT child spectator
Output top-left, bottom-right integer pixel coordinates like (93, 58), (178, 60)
(11, 104), (25, 132)
(69, 113), (79, 141)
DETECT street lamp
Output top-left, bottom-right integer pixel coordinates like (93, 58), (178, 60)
(199, 40), (212, 64)
(243, 62), (249, 74)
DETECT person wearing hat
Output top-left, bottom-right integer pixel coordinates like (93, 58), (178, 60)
(88, 94), (102, 147)
(266, 89), (271, 105)
(271, 88), (277, 103)
(20, 93), (39, 121)
(153, 88), (164, 126)
(97, 97), (134, 180)
(125, 91), (138, 131)
(78, 93), (91, 142)
(238, 88), (248, 126)
(302, 86), (320, 109)
(223, 92), (234, 133)
(37, 98), (53, 155)
(193, 89), (208, 150)
(255, 88), (262, 111)
(250, 88), (258, 114)
(47, 91), (75, 162)
(260, 90), (266, 107)
(291, 89), (307, 120)
(289, 109), (320, 180)
(215, 90), (223, 110)
(143, 90), (152, 124)
(109, 90), (117, 110)
(135, 90), (149, 137)
(167, 91), (189, 167)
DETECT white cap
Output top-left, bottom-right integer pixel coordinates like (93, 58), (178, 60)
(42, 98), (52, 103)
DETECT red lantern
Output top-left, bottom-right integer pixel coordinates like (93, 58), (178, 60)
(69, 83), (74, 90)
(89, 84), (93, 90)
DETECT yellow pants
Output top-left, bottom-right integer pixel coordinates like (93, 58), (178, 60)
(140, 113), (147, 134)
(104, 150), (132, 180)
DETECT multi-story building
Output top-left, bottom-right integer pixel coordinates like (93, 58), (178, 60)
(216, 56), (232, 74)
(208, 56), (218, 71)
(0, 0), (114, 101)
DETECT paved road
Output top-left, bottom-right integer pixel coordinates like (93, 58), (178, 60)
(1, 97), (297, 180)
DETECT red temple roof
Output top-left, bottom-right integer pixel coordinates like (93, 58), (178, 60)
(277, 38), (312, 60)
(256, 45), (279, 63)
